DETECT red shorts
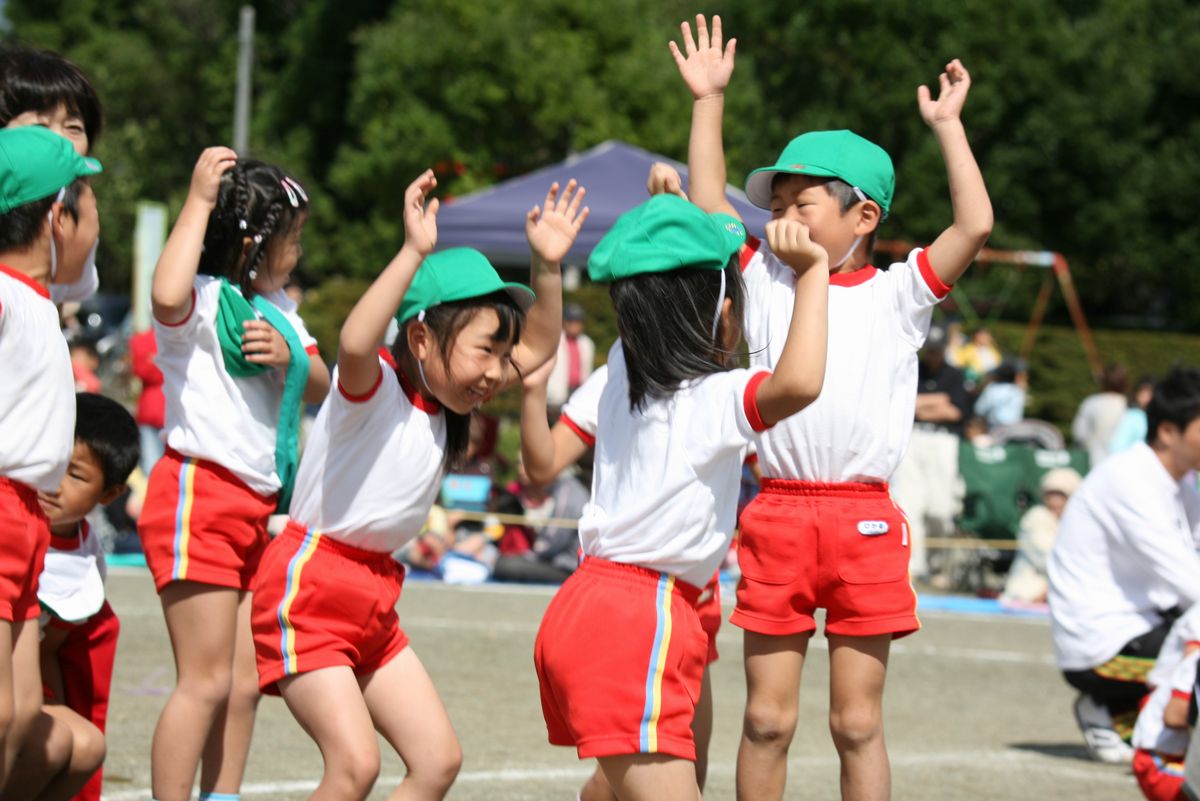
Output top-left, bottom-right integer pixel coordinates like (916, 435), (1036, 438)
(1134, 749), (1186, 801)
(251, 521), (409, 695)
(535, 557), (706, 761)
(731, 480), (920, 639)
(0, 477), (51, 622)
(696, 572), (722, 666)
(138, 448), (276, 591)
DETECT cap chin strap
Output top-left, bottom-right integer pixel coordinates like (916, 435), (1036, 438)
(832, 185), (872, 269)
(415, 309), (436, 395)
(710, 268), (727, 342)
(47, 187), (67, 281)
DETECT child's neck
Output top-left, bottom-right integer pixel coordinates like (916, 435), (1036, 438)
(50, 519), (83, 540)
(0, 244), (52, 288)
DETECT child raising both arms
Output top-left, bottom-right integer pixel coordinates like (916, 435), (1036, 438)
(249, 170), (586, 801)
(140, 147), (330, 801)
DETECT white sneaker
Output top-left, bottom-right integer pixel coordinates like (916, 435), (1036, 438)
(1073, 694), (1134, 764)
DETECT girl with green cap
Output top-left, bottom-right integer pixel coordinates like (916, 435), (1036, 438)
(248, 169), (587, 801)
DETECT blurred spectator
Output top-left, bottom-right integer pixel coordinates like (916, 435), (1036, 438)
(493, 461), (589, 584)
(1072, 363), (1129, 468)
(974, 361), (1027, 428)
(963, 415), (994, 447)
(956, 327), (1002, 386)
(1002, 467), (1082, 605)
(1109, 376), (1155, 456)
(547, 303), (594, 413)
(890, 325), (972, 579)
(128, 328), (165, 474)
(70, 340), (102, 393)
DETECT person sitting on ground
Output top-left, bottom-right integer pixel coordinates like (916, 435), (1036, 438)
(1001, 467), (1082, 606)
(974, 360), (1027, 429)
(493, 458), (589, 585)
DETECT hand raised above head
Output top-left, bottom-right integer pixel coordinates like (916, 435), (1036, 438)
(918, 59), (972, 129)
(402, 169), (440, 256)
(189, 147), (238, 209)
(647, 162), (687, 199)
(668, 14), (737, 100)
(526, 179), (589, 265)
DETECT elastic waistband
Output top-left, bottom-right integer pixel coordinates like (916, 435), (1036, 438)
(0, 476), (40, 505)
(759, 479), (889, 498)
(281, 520), (401, 570)
(163, 447), (277, 504)
(577, 556), (701, 604)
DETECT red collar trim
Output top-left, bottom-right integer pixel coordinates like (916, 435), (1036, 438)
(740, 235), (763, 272)
(829, 265), (877, 287)
(397, 368), (443, 415)
(49, 520), (89, 551)
(0, 264), (51, 299)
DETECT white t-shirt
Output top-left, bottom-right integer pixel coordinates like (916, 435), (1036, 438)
(38, 520), (106, 623)
(1149, 606), (1200, 690)
(741, 239), (948, 483)
(0, 266), (75, 492)
(1049, 442), (1200, 670)
(580, 342), (770, 588)
(1072, 392), (1127, 468)
(154, 276), (318, 496)
(1132, 649), (1199, 755)
(288, 359), (445, 553)
(559, 364), (608, 446)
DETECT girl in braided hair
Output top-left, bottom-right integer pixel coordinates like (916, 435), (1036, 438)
(139, 147), (330, 801)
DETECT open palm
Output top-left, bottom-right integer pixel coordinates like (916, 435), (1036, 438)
(669, 14), (736, 99)
(526, 179), (589, 264)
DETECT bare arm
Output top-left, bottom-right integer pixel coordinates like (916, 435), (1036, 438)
(670, 15), (740, 219)
(337, 170), (438, 397)
(754, 220), (830, 426)
(151, 147), (238, 323)
(303, 355), (331, 403)
(919, 60), (994, 287)
(520, 356), (591, 486)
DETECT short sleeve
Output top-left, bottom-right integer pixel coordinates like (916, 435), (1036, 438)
(154, 276), (217, 341)
(333, 357), (395, 407)
(890, 247), (950, 349)
(560, 364), (608, 446)
(694, 368), (773, 456)
(1171, 651), (1200, 694)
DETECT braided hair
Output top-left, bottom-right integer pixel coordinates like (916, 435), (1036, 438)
(198, 159), (308, 297)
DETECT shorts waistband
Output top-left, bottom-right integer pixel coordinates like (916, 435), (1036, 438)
(0, 476), (40, 505)
(163, 447), (278, 504)
(577, 556), (701, 604)
(759, 479), (890, 498)
(281, 519), (401, 570)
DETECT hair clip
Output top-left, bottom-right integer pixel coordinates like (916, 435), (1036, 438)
(248, 269), (258, 280)
(253, 233), (263, 244)
(280, 177), (309, 208)
(239, 219), (249, 230)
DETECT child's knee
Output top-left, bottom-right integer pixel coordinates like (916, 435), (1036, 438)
(413, 740), (462, 795)
(73, 721), (107, 774)
(177, 666), (235, 706)
(743, 698), (798, 747)
(828, 704), (883, 752)
(330, 743), (381, 797)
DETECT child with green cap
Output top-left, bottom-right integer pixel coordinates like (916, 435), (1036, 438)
(0, 124), (101, 789)
(531, 192), (829, 801)
(668, 15), (993, 801)
(249, 169), (587, 801)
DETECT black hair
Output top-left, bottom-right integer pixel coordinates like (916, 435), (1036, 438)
(74, 392), (139, 490)
(391, 291), (525, 470)
(0, 47), (103, 145)
(609, 257), (746, 411)
(991, 362), (1017, 384)
(199, 159), (308, 298)
(0, 178), (84, 252)
(771, 174), (881, 255)
(1146, 368), (1200, 446)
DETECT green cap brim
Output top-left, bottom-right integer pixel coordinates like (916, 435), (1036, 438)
(744, 164), (840, 209)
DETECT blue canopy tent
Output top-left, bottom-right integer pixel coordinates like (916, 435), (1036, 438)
(435, 140), (770, 265)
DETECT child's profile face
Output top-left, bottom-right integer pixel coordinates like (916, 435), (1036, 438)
(252, 214), (306, 295)
(37, 441), (116, 529)
(420, 308), (515, 415)
(55, 182), (100, 285)
(4, 102), (89, 155)
(769, 174), (860, 268)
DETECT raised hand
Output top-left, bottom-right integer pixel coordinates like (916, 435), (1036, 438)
(188, 147), (238, 209)
(766, 219), (828, 276)
(918, 59), (972, 129)
(647, 162), (687, 198)
(668, 14), (736, 99)
(526, 179), (589, 265)
(402, 169), (439, 256)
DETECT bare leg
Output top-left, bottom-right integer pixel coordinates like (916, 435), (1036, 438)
(150, 583), (240, 801)
(280, 667), (380, 801)
(828, 634), (891, 801)
(0, 619), (15, 790)
(200, 591), (261, 795)
(3, 619), (43, 788)
(7, 706), (105, 801)
(360, 647), (462, 801)
(596, 753), (700, 801)
(735, 631), (809, 801)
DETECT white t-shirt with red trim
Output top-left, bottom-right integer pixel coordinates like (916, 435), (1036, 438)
(153, 275), (319, 496)
(38, 520), (106, 623)
(580, 342), (771, 588)
(0, 266), (75, 492)
(740, 238), (948, 483)
(287, 358), (445, 553)
(1132, 649), (1200, 755)
(559, 363), (608, 446)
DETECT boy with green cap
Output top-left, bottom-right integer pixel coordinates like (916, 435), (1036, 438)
(0, 124), (102, 788)
(668, 15), (993, 801)
(533, 192), (829, 801)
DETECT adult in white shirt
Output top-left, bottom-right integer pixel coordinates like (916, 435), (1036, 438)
(1049, 367), (1200, 763)
(1071, 363), (1129, 468)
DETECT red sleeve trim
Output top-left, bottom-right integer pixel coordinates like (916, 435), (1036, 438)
(560, 413), (596, 447)
(743, 370), (773, 432)
(744, 451), (759, 466)
(916, 248), (952, 299)
(0, 263), (51, 299)
(740, 235), (762, 272)
(1171, 689), (1192, 701)
(338, 367), (384, 403)
(304, 344), (320, 356)
(154, 288), (197, 327)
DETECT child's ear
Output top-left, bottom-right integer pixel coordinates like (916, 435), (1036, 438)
(98, 483), (127, 507)
(406, 320), (431, 361)
(854, 201), (882, 237)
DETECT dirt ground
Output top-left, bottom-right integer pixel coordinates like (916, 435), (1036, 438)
(96, 570), (1137, 800)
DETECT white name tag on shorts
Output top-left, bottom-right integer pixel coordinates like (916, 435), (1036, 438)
(857, 520), (889, 536)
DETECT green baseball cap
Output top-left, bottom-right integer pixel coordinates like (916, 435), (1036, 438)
(0, 126), (103, 214)
(588, 194), (746, 283)
(745, 130), (893, 216)
(396, 247), (535, 324)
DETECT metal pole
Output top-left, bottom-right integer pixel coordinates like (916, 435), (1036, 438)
(233, 5), (255, 153)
